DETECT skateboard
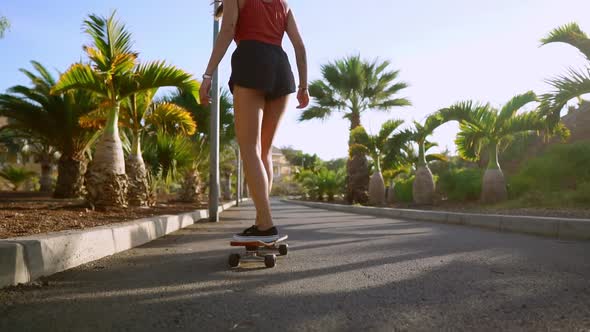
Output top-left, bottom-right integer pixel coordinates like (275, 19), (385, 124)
(228, 235), (289, 268)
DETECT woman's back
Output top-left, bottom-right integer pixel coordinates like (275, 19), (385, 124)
(234, 0), (288, 46)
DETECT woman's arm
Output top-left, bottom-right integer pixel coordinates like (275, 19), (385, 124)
(285, 5), (309, 109)
(200, 0), (239, 106)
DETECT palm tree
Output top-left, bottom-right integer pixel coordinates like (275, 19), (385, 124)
(0, 61), (98, 197)
(81, 90), (197, 206)
(540, 23), (590, 128)
(168, 88), (235, 143)
(0, 165), (37, 191)
(440, 92), (544, 203)
(405, 116), (447, 205)
(300, 55), (411, 204)
(350, 119), (405, 206)
(52, 12), (199, 208)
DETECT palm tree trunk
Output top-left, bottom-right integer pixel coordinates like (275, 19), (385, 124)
(369, 155), (385, 206)
(39, 155), (53, 193)
(126, 133), (150, 206)
(54, 154), (87, 198)
(413, 141), (435, 205)
(346, 109), (369, 204)
(481, 143), (507, 203)
(178, 166), (202, 203)
(386, 179), (396, 204)
(222, 172), (232, 200)
(85, 103), (128, 208)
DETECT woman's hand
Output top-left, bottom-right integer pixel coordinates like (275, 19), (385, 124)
(296, 87), (309, 109)
(199, 78), (212, 107)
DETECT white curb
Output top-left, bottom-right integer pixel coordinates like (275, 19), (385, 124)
(0, 200), (243, 288)
(283, 200), (590, 241)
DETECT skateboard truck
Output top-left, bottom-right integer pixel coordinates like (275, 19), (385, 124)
(228, 235), (288, 268)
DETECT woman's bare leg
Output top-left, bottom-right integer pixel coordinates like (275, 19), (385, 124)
(233, 85), (274, 230)
(261, 95), (290, 192)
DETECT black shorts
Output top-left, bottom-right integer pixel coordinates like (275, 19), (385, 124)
(229, 40), (296, 100)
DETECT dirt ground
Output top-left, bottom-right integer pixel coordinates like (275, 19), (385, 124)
(0, 192), (214, 239)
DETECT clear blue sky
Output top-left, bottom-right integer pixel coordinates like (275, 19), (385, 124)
(1, 0), (589, 160)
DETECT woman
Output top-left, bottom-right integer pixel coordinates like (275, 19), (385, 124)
(200, 0), (309, 242)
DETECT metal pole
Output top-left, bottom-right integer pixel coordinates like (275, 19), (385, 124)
(236, 147), (241, 206)
(209, 2), (221, 222)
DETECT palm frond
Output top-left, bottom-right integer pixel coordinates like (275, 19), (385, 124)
(146, 102), (197, 136)
(455, 123), (488, 162)
(376, 119), (404, 147)
(119, 61), (200, 101)
(496, 91), (537, 126)
(500, 111), (544, 136)
(541, 22), (590, 61)
(83, 11), (136, 71)
(298, 106), (333, 122)
(52, 63), (107, 97)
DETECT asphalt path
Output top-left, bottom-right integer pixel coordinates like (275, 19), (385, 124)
(1, 199), (589, 331)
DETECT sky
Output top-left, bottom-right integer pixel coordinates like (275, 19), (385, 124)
(1, 0), (589, 160)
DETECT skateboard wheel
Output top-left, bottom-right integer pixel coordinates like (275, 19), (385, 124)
(264, 254), (276, 268)
(228, 253), (240, 268)
(278, 244), (288, 256)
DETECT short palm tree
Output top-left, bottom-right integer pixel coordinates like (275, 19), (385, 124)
(52, 12), (199, 208)
(298, 168), (345, 201)
(300, 55), (411, 204)
(440, 92), (544, 203)
(405, 116), (447, 205)
(350, 119), (405, 206)
(0, 165), (37, 191)
(168, 88), (235, 143)
(0, 61), (98, 197)
(81, 90), (197, 206)
(540, 23), (590, 128)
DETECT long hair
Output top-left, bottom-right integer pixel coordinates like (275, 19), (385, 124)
(214, 1), (223, 20)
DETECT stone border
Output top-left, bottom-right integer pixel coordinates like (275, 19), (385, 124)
(0, 200), (245, 288)
(283, 200), (590, 241)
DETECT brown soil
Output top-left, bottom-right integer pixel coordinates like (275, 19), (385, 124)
(0, 191), (214, 239)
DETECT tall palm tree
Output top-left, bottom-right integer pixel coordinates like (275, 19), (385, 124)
(540, 23), (590, 128)
(52, 12), (199, 208)
(0, 61), (98, 197)
(440, 92), (544, 203)
(349, 119), (405, 206)
(300, 55), (411, 204)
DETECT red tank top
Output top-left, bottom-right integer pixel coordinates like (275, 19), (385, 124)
(234, 0), (288, 46)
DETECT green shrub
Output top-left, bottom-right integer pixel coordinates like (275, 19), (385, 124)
(393, 176), (414, 203)
(509, 141), (590, 198)
(438, 167), (482, 202)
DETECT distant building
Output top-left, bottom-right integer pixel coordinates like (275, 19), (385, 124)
(271, 146), (294, 179)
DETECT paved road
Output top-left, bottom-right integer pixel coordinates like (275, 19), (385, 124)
(1, 200), (590, 331)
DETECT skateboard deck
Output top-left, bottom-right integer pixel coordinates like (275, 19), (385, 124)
(230, 235), (288, 248)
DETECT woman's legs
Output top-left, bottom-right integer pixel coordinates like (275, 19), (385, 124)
(261, 95), (290, 192)
(233, 85), (273, 230)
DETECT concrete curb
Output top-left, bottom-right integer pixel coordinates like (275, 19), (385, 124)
(0, 200), (245, 288)
(282, 199), (590, 241)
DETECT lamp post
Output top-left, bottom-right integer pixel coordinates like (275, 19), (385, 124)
(209, 0), (221, 222)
